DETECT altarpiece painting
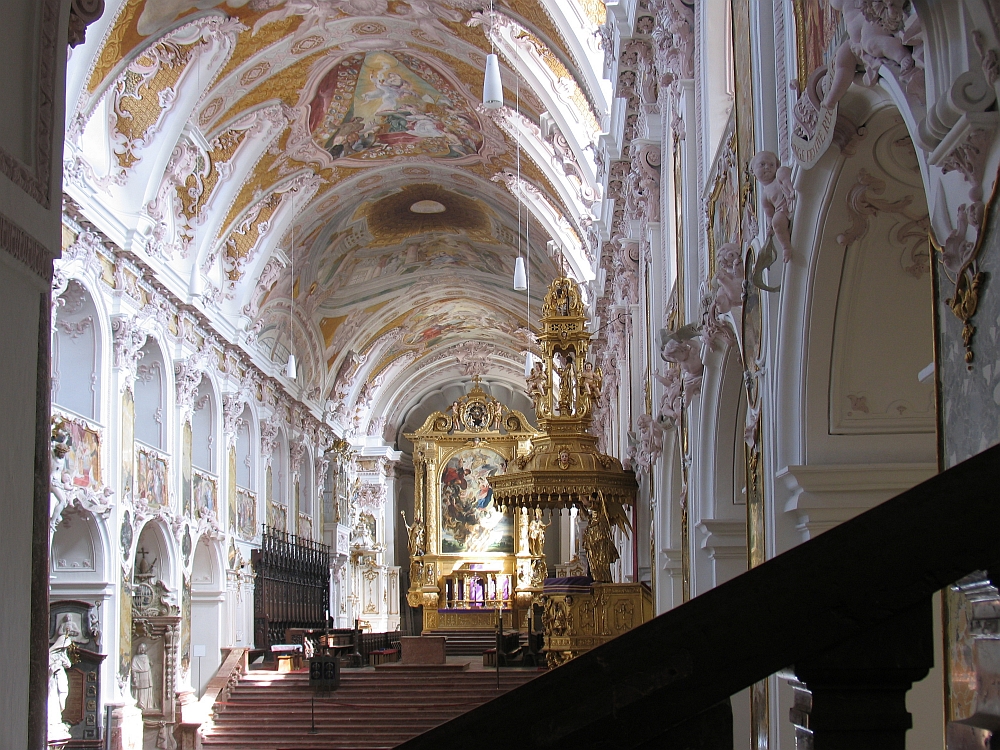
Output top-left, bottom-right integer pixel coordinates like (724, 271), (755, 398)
(404, 380), (540, 632)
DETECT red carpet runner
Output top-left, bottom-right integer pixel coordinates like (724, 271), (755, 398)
(202, 665), (541, 749)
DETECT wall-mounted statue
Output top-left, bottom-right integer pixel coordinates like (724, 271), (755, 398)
(751, 152), (797, 263)
(659, 326), (704, 401)
(48, 618), (80, 742)
(823, 0), (922, 109)
(131, 643), (154, 712)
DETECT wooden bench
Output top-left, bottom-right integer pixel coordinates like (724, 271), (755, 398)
(370, 648), (400, 666)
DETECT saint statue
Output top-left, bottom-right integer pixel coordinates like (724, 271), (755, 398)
(527, 509), (550, 558)
(48, 619), (79, 741)
(581, 492), (631, 583)
(401, 510), (425, 558)
(132, 643), (154, 712)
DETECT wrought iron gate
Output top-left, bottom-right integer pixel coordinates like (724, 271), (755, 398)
(252, 526), (331, 651)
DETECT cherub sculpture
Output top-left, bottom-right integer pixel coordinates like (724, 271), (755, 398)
(712, 242), (745, 314)
(660, 326), (704, 401)
(823, 0), (918, 110)
(525, 361), (546, 412)
(580, 361), (603, 405)
(751, 151), (796, 263)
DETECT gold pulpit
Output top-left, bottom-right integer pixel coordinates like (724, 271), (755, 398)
(403, 380), (542, 632)
(542, 580), (653, 668)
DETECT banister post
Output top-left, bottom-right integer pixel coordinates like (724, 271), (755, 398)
(791, 598), (934, 749)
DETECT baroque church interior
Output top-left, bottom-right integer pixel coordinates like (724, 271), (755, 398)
(3, 0), (1000, 748)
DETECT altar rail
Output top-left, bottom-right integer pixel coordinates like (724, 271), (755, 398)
(397, 444), (1000, 749)
(252, 527), (331, 652)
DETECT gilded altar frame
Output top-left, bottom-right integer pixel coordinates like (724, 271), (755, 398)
(403, 381), (541, 631)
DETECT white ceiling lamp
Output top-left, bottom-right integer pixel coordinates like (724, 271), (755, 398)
(482, 0), (503, 109)
(524, 351), (533, 378)
(514, 255), (527, 291)
(286, 225), (297, 381)
(483, 54), (503, 109)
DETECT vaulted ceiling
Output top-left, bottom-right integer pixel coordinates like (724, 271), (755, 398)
(64, 0), (609, 439)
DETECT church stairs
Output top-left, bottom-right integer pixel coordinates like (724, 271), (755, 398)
(202, 666), (540, 749)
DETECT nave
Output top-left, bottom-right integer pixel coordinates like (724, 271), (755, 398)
(0, 0), (997, 749)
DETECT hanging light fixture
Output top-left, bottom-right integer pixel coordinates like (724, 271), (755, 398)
(286, 226), (297, 380)
(483, 54), (503, 109)
(482, 0), (503, 109)
(514, 254), (527, 291)
(523, 351), (533, 378)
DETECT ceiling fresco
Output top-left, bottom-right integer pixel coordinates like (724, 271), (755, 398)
(65, 0), (607, 435)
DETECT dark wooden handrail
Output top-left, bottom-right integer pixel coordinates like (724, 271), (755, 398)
(397, 443), (1000, 749)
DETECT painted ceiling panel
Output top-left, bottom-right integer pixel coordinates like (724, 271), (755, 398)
(66, 0), (604, 434)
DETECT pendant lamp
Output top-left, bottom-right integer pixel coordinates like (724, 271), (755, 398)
(285, 353), (297, 379)
(514, 256), (527, 290)
(523, 351), (533, 378)
(483, 54), (503, 109)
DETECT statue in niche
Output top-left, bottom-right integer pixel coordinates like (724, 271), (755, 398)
(48, 617), (80, 742)
(527, 509), (550, 558)
(131, 643), (154, 712)
(556, 352), (577, 415)
(555, 283), (571, 316)
(750, 152), (796, 263)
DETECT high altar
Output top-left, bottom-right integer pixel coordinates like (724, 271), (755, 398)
(404, 381), (541, 632)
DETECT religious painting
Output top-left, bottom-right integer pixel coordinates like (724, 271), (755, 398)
(56, 416), (102, 487)
(236, 489), (257, 541)
(182, 422), (192, 517)
(181, 577), (191, 675)
(118, 567), (132, 684)
(136, 448), (168, 509)
(298, 513), (313, 541)
(705, 119), (739, 275)
(793, 0), (843, 89)
(269, 501), (287, 532)
(400, 299), (519, 350)
(122, 390), (135, 504)
(439, 447), (513, 554)
(308, 51), (483, 163)
(193, 471), (217, 518)
(228, 448), (237, 533)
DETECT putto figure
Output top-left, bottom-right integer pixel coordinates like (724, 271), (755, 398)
(751, 151), (797, 263)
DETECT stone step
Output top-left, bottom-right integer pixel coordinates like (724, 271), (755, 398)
(203, 663), (542, 749)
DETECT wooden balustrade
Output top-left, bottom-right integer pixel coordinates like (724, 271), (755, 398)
(397, 444), (1000, 749)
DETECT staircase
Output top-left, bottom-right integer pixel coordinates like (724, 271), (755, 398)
(421, 629), (507, 656)
(202, 666), (541, 749)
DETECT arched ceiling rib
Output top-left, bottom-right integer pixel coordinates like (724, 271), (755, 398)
(64, 0), (607, 439)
